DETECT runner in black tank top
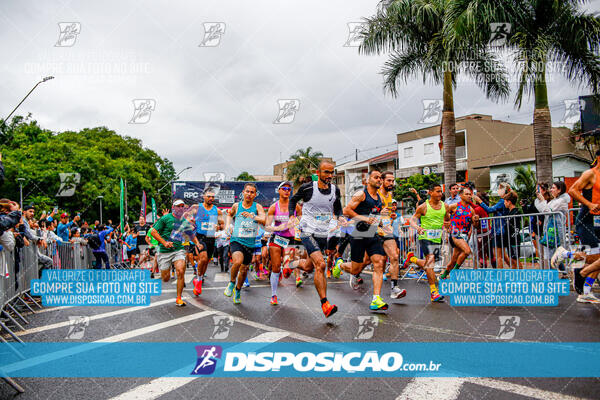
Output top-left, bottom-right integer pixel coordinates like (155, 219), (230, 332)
(335, 170), (389, 311)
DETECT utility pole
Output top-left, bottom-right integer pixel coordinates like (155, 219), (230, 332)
(355, 149), (358, 161)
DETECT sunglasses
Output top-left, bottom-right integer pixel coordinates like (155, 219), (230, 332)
(280, 187), (292, 191)
(174, 204), (186, 208)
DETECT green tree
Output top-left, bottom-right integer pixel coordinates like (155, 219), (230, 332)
(0, 116), (175, 224)
(359, 0), (509, 194)
(513, 165), (537, 205)
(394, 173), (441, 213)
(235, 171), (256, 181)
(449, 0), (600, 185)
(286, 147), (324, 186)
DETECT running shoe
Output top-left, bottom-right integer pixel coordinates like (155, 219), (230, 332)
(282, 267), (292, 279)
(332, 258), (343, 278)
(383, 274), (387, 281)
(573, 268), (585, 295)
(576, 293), (600, 303)
(326, 267), (332, 278)
(150, 272), (155, 279)
(192, 277), (202, 296)
(233, 287), (241, 304)
(439, 269), (449, 280)
(402, 251), (415, 269)
(270, 295), (278, 306)
(356, 276), (364, 285)
(321, 301), (338, 318)
(430, 291), (445, 302)
(390, 287), (407, 299)
(369, 295), (388, 311)
(349, 274), (360, 290)
(550, 246), (568, 269)
(243, 277), (250, 288)
(175, 298), (186, 307)
(224, 281), (234, 297)
(296, 276), (303, 288)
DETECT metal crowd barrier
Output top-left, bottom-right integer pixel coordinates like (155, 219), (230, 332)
(393, 210), (573, 277)
(1, 239), (127, 394)
(471, 211), (567, 269)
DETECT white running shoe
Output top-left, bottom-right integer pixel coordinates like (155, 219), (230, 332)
(349, 275), (360, 290)
(576, 293), (600, 303)
(551, 246), (568, 270)
(391, 287), (407, 299)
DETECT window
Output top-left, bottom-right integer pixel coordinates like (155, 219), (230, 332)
(456, 130), (467, 159)
(424, 143), (434, 155)
(404, 147), (414, 158)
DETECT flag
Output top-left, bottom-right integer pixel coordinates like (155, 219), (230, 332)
(120, 178), (124, 232)
(140, 191), (147, 221)
(151, 197), (157, 223)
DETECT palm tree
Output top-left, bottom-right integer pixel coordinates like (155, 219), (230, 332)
(235, 171), (256, 181)
(448, 0), (600, 185)
(359, 0), (510, 195)
(513, 164), (536, 203)
(286, 147), (324, 186)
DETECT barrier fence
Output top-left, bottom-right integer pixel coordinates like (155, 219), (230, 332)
(0, 209), (587, 393)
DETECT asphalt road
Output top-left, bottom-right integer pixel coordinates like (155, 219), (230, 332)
(2, 263), (599, 400)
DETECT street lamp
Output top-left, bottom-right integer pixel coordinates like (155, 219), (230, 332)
(157, 166), (192, 194)
(16, 178), (25, 206)
(97, 196), (104, 225)
(0, 76), (54, 132)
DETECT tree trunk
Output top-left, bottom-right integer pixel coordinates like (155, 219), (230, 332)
(442, 69), (456, 197)
(533, 69), (553, 186)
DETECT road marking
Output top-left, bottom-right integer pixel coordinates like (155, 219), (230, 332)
(464, 377), (591, 400)
(95, 309), (215, 342)
(214, 272), (230, 282)
(4, 308), (216, 374)
(396, 378), (464, 400)
(35, 306), (73, 313)
(17, 298), (176, 336)
(110, 331), (289, 400)
(187, 298), (324, 342)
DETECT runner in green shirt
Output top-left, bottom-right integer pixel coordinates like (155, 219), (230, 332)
(406, 183), (448, 302)
(151, 199), (202, 307)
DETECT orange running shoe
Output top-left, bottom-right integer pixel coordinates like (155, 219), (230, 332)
(321, 301), (338, 318)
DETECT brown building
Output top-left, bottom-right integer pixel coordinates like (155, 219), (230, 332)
(396, 113), (588, 190)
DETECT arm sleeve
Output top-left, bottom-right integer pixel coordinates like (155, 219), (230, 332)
(479, 200), (504, 214)
(289, 183), (311, 217)
(333, 187), (343, 217)
(0, 211), (22, 234)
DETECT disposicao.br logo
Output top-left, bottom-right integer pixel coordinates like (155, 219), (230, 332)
(191, 345), (222, 375)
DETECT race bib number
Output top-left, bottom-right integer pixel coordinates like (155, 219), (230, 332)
(426, 229), (442, 240)
(200, 222), (214, 231)
(238, 220), (257, 238)
(315, 213), (331, 222)
(594, 216), (600, 228)
(273, 235), (289, 248)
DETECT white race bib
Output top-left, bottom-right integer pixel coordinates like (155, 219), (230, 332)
(273, 235), (290, 248)
(426, 229), (442, 240)
(594, 216), (600, 228)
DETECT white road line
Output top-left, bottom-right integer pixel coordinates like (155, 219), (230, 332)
(110, 331), (289, 400)
(35, 305), (73, 313)
(213, 272), (230, 282)
(464, 377), (591, 400)
(396, 378), (465, 400)
(4, 309), (216, 374)
(187, 298), (324, 342)
(17, 299), (176, 336)
(95, 310), (215, 343)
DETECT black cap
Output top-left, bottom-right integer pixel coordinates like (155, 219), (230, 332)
(23, 205), (35, 211)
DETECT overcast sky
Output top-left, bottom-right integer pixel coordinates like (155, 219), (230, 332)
(1, 0), (599, 181)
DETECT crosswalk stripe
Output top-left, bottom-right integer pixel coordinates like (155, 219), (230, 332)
(4, 308), (216, 375)
(110, 331), (289, 400)
(17, 298), (176, 336)
(396, 378), (464, 400)
(464, 377), (590, 400)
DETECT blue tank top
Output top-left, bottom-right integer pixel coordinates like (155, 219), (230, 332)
(195, 204), (219, 237)
(231, 201), (258, 248)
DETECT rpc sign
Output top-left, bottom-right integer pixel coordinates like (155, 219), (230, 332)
(173, 181), (281, 208)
